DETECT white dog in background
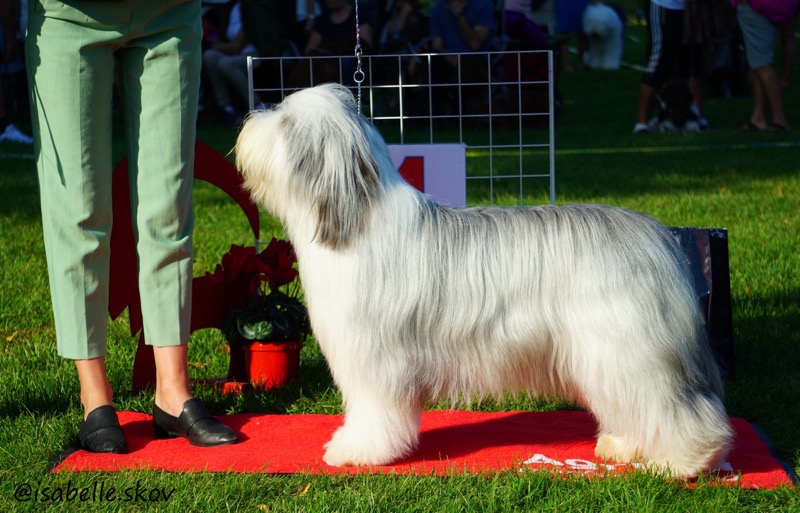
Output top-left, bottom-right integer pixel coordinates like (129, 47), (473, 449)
(236, 84), (732, 479)
(583, 2), (624, 69)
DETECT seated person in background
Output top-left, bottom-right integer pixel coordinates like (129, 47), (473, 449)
(379, 0), (430, 52)
(291, 0), (322, 52)
(501, 0), (553, 128)
(202, 1), (260, 127)
(303, 0), (374, 56)
(555, 0), (589, 71)
(0, 0), (33, 144)
(504, 0), (549, 50)
(429, 0), (495, 56)
(424, 0), (496, 113)
(289, 0), (375, 87)
(530, 0), (556, 34)
(202, 0), (293, 125)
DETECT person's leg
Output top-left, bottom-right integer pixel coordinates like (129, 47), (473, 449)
(754, 64), (789, 128)
(75, 358), (114, 419)
(635, 1), (670, 129)
(685, 36), (710, 126)
(737, 4), (786, 128)
(747, 69), (769, 129)
(690, 76), (705, 118)
(217, 52), (260, 109)
(27, 0), (129, 453)
(560, 34), (574, 72)
(153, 345), (192, 416)
(117, 0), (201, 417)
(575, 31), (587, 70)
(0, 76), (33, 142)
(26, 3), (118, 371)
(202, 49), (235, 109)
(636, 82), (658, 125)
(73, 357), (125, 453)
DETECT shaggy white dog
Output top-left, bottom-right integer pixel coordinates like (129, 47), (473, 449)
(583, 2), (624, 70)
(235, 84), (732, 478)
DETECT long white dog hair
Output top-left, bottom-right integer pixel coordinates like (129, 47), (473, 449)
(236, 83), (732, 478)
(582, 2), (624, 70)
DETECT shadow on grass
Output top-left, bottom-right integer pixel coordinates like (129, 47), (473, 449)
(725, 288), (800, 467)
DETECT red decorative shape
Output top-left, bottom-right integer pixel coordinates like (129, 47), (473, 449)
(109, 141), (260, 391)
(398, 156), (425, 192)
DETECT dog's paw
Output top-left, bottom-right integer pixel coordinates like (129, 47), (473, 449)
(595, 433), (639, 463)
(322, 426), (407, 467)
(323, 436), (389, 467)
(322, 442), (358, 467)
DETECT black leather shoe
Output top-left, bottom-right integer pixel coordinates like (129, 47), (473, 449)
(152, 398), (237, 447)
(78, 405), (128, 454)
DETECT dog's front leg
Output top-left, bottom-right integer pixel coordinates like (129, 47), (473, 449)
(323, 386), (423, 467)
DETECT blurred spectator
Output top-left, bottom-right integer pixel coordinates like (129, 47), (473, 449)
(202, 0), (293, 126)
(240, 0), (295, 58)
(633, 0), (708, 134)
(530, 0), (556, 34)
(501, 0), (555, 128)
(303, 0), (375, 56)
(427, 0), (496, 76)
(379, 0), (430, 51)
(423, 0), (496, 115)
(429, 0), (495, 54)
(698, 0), (746, 98)
(556, 0), (589, 71)
(202, 1), (259, 126)
(734, 0), (799, 131)
(0, 0), (32, 144)
(287, 0), (375, 87)
(291, 0), (322, 51)
(504, 0), (549, 51)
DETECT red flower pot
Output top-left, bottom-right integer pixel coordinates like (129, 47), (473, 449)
(242, 341), (303, 388)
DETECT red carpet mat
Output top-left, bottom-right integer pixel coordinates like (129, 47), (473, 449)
(52, 410), (794, 488)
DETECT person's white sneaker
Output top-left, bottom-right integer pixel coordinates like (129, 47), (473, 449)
(0, 123), (34, 144)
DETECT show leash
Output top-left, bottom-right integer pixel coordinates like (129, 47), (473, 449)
(353, 0), (365, 115)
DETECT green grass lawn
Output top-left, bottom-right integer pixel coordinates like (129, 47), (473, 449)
(1, 6), (799, 511)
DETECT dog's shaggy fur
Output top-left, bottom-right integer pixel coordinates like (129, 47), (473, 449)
(582, 2), (625, 70)
(235, 84), (732, 478)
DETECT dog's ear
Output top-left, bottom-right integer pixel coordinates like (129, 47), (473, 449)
(283, 101), (381, 250)
(314, 140), (380, 250)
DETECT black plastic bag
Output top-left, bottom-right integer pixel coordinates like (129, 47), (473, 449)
(671, 227), (735, 380)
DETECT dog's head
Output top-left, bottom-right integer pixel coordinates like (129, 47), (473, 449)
(582, 3), (620, 40)
(236, 84), (382, 250)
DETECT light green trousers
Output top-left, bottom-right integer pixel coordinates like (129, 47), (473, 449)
(26, 0), (202, 360)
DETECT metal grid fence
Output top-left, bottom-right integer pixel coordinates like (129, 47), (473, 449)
(247, 49), (555, 206)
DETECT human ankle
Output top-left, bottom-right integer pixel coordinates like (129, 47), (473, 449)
(154, 386), (193, 417)
(81, 389), (114, 419)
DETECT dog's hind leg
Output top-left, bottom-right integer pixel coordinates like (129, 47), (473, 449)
(587, 341), (732, 478)
(597, 392), (730, 476)
(323, 386), (424, 467)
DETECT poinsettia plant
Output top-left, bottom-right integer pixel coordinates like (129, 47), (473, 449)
(206, 238), (311, 343)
